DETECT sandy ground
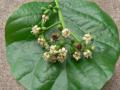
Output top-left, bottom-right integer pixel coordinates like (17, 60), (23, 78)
(0, 0), (120, 90)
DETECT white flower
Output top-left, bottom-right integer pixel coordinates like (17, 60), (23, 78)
(50, 45), (57, 50)
(31, 25), (41, 35)
(49, 45), (58, 54)
(83, 33), (93, 44)
(57, 54), (65, 63)
(42, 14), (49, 22)
(58, 47), (68, 63)
(43, 52), (50, 60)
(83, 50), (92, 59)
(62, 28), (71, 38)
(59, 47), (68, 56)
(73, 51), (81, 61)
(38, 38), (47, 47)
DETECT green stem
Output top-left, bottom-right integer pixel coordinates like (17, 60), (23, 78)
(55, 0), (80, 42)
(55, 0), (65, 28)
(47, 21), (61, 30)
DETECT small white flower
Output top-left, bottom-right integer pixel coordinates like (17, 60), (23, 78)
(59, 47), (68, 56)
(31, 25), (41, 35)
(83, 50), (92, 59)
(62, 28), (71, 38)
(49, 45), (58, 54)
(58, 47), (68, 63)
(50, 45), (57, 50)
(43, 52), (50, 60)
(42, 14), (49, 22)
(73, 51), (81, 61)
(57, 54), (65, 63)
(38, 38), (47, 47)
(83, 33), (93, 44)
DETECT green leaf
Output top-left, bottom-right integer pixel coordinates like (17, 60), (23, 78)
(5, 2), (47, 45)
(5, 1), (120, 90)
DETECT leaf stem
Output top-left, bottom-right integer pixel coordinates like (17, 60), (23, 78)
(55, 0), (65, 28)
(55, 0), (80, 42)
(47, 21), (61, 30)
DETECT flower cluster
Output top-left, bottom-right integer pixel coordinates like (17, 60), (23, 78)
(72, 33), (94, 61)
(43, 45), (68, 63)
(42, 14), (49, 23)
(37, 37), (49, 49)
(31, 3), (96, 63)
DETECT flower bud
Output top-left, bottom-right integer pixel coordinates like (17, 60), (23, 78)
(54, 6), (58, 10)
(48, 4), (53, 9)
(53, 9), (57, 14)
(41, 27), (47, 31)
(41, 7), (47, 11)
(44, 9), (50, 14)
(91, 46), (96, 50)
(57, 24), (63, 30)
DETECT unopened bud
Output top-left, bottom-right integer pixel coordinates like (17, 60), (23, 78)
(57, 24), (63, 30)
(44, 9), (50, 14)
(41, 7), (46, 11)
(48, 4), (53, 9)
(41, 27), (47, 30)
(54, 6), (58, 10)
(53, 9), (57, 14)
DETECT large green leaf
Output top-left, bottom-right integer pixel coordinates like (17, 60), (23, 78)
(5, 0), (120, 90)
